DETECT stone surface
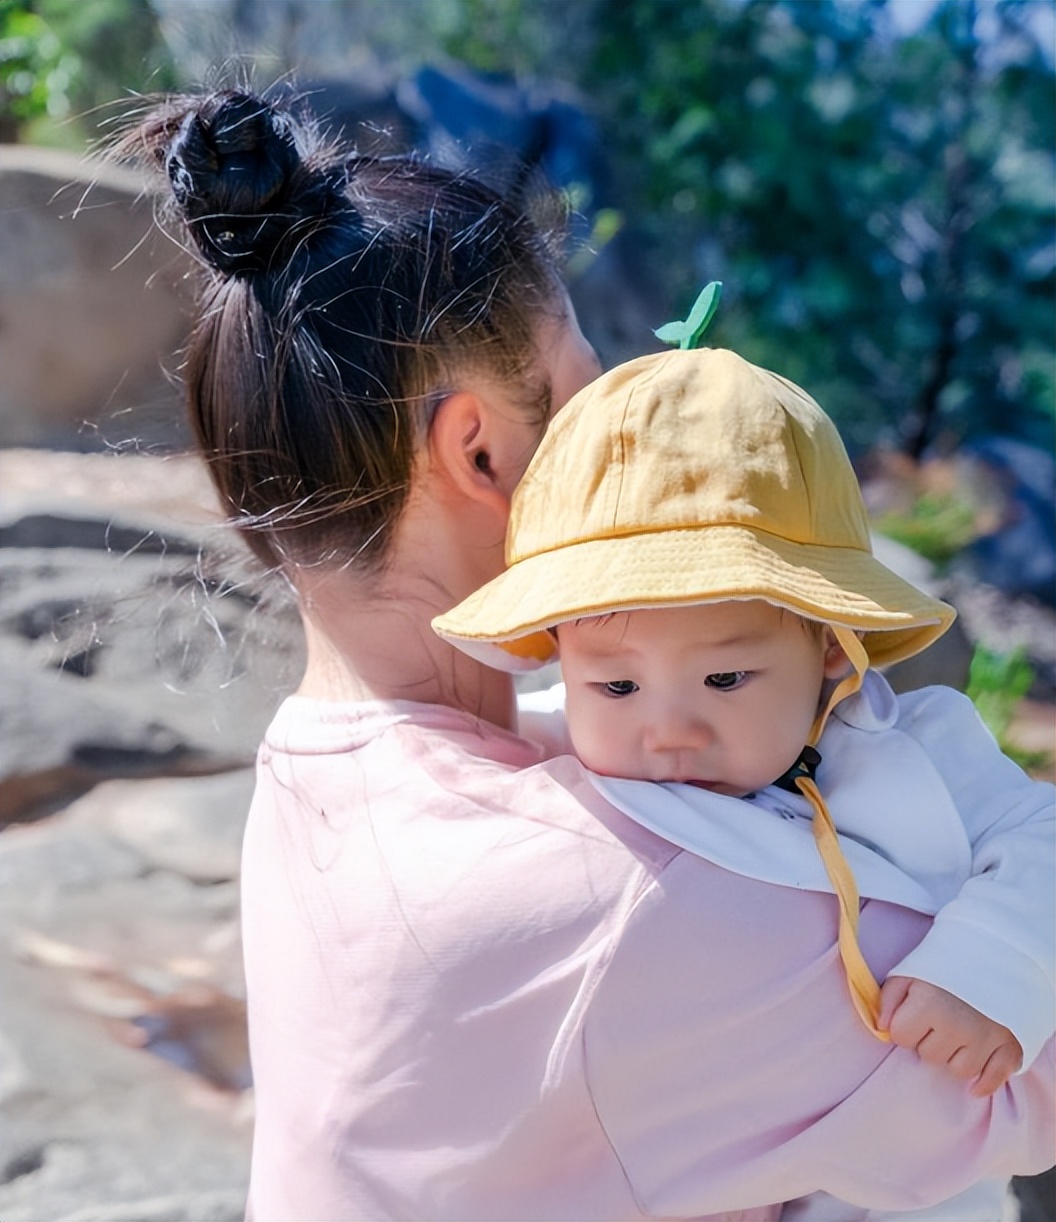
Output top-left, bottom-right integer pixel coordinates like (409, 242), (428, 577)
(84, 773), (252, 883)
(0, 449), (304, 822)
(0, 771), (254, 1222)
(871, 533), (977, 695)
(0, 146), (194, 451)
(0, 451), (272, 1218)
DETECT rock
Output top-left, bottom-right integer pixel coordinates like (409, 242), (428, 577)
(0, 446), (264, 1221)
(0, 448), (223, 530)
(956, 438), (1056, 607)
(870, 532), (942, 593)
(0, 771), (255, 1222)
(44, 1191), (250, 1222)
(63, 771), (255, 885)
(881, 613), (975, 696)
(0, 948), (251, 1222)
(0, 647), (231, 821)
(0, 807), (145, 896)
(1013, 1170), (1056, 1222)
(1, 774), (250, 1010)
(0, 449), (304, 823)
(0, 146), (195, 452)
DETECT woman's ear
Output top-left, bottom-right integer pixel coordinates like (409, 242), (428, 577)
(429, 385), (544, 508)
(427, 390), (512, 516)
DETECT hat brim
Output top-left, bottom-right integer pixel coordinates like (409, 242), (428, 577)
(433, 525), (955, 674)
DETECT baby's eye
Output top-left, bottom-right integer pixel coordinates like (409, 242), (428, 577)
(602, 680), (639, 697)
(705, 671), (748, 691)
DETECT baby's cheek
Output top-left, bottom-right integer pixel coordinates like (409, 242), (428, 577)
(562, 703), (590, 760)
(566, 711), (618, 775)
(569, 728), (607, 773)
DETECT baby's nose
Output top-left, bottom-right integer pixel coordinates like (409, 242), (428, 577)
(644, 706), (713, 752)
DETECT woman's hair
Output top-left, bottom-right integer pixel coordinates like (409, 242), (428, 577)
(121, 89), (569, 572)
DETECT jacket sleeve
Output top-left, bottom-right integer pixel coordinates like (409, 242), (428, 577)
(583, 850), (1056, 1217)
(887, 686), (1055, 1067)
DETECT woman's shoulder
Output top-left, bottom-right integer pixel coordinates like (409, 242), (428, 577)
(260, 693), (546, 765)
(246, 699), (687, 1009)
(406, 723), (685, 879)
(255, 693), (681, 876)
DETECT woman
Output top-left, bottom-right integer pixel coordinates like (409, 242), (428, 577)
(126, 89), (1054, 1221)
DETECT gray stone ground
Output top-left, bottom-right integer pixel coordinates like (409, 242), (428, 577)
(0, 450), (278, 1220)
(0, 145), (193, 452)
(1, 777), (254, 1221)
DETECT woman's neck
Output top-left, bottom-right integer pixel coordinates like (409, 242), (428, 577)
(292, 537), (517, 733)
(296, 586), (514, 731)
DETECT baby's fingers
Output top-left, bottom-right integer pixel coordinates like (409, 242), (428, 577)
(878, 975), (913, 1031)
(912, 1027), (963, 1069)
(945, 1042), (988, 1081)
(970, 1043), (1023, 1098)
(884, 993), (937, 1050)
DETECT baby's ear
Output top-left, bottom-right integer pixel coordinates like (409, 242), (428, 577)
(822, 628), (855, 680)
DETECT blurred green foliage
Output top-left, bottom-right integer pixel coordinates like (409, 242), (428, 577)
(0, 0), (175, 146)
(583, 0), (1055, 456)
(0, 0), (74, 141)
(967, 643), (1050, 770)
(872, 491), (980, 567)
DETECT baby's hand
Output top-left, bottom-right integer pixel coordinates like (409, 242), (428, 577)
(879, 976), (1023, 1097)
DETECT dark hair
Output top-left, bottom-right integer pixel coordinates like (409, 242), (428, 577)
(121, 89), (568, 572)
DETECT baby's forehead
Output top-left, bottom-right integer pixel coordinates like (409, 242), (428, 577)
(556, 611), (635, 652)
(557, 601), (810, 653)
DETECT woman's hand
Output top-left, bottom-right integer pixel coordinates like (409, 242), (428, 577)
(879, 975), (1024, 1097)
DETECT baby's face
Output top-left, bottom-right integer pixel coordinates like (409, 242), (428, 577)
(557, 601), (848, 796)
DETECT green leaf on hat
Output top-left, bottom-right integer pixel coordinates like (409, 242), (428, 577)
(653, 280), (723, 349)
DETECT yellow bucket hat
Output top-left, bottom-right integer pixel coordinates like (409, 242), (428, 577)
(434, 346), (955, 671)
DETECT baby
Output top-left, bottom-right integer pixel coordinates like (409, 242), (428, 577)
(435, 346), (1055, 1219)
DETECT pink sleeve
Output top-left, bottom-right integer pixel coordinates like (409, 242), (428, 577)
(583, 852), (1056, 1217)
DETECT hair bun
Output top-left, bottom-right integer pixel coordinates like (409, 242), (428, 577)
(166, 92), (308, 275)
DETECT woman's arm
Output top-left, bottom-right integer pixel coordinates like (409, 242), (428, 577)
(583, 849), (1055, 1217)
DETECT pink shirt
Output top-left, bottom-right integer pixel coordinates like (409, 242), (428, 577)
(242, 697), (1055, 1221)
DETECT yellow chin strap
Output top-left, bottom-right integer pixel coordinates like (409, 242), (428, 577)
(798, 626), (890, 1042)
